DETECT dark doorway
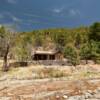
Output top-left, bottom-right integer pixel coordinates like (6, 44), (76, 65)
(33, 54), (55, 60)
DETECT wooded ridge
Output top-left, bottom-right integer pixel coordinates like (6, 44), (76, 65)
(0, 22), (100, 71)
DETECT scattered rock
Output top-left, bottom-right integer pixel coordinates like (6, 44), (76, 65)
(56, 95), (60, 99)
(67, 95), (85, 100)
(84, 92), (93, 99)
(63, 95), (68, 99)
(0, 97), (11, 100)
(94, 93), (100, 99)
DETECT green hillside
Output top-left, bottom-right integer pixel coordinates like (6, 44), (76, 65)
(0, 22), (100, 71)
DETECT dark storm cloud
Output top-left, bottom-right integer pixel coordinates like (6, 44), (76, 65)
(0, 0), (100, 31)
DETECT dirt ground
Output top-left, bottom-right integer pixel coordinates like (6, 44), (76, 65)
(0, 63), (100, 100)
(0, 78), (100, 100)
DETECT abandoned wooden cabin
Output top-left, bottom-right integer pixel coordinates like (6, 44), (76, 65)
(32, 50), (64, 61)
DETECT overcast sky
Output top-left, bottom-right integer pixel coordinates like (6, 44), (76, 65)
(0, 0), (100, 31)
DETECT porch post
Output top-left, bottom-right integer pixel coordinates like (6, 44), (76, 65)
(47, 55), (50, 60)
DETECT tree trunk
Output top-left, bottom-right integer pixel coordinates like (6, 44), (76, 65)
(86, 59), (88, 64)
(3, 44), (9, 72)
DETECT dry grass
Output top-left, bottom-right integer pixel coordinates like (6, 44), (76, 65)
(0, 60), (100, 80)
(7, 65), (72, 80)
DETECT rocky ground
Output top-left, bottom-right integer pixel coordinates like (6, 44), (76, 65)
(0, 78), (100, 100)
(0, 64), (100, 100)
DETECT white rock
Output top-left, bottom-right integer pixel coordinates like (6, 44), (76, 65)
(84, 92), (93, 99)
(87, 90), (93, 94)
(67, 95), (85, 100)
(0, 97), (11, 100)
(63, 95), (68, 99)
(85, 98), (98, 100)
(56, 95), (60, 99)
(94, 93), (100, 99)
